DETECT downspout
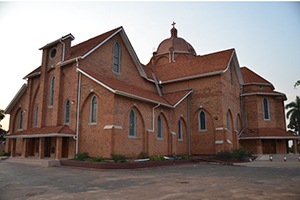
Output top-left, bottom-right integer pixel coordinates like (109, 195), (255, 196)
(75, 59), (81, 155)
(187, 94), (191, 156)
(59, 39), (65, 62)
(147, 103), (160, 132)
(240, 85), (245, 129)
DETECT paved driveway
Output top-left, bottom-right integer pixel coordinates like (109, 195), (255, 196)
(0, 162), (300, 200)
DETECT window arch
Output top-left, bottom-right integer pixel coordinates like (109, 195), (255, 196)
(113, 42), (120, 73)
(263, 97), (270, 120)
(34, 106), (38, 127)
(227, 112), (230, 131)
(199, 110), (206, 131)
(18, 110), (23, 130)
(157, 114), (162, 139)
(90, 95), (98, 123)
(236, 116), (239, 133)
(129, 109), (136, 137)
(64, 99), (70, 124)
(49, 76), (55, 106)
(178, 119), (183, 140)
(230, 62), (234, 86)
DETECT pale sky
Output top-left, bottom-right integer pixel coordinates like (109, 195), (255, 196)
(0, 1), (299, 131)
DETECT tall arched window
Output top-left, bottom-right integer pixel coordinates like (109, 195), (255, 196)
(18, 110), (23, 130)
(113, 42), (120, 73)
(129, 109), (136, 137)
(236, 116), (239, 133)
(178, 119), (183, 140)
(263, 97), (270, 120)
(34, 106), (38, 127)
(227, 112), (230, 131)
(64, 99), (70, 124)
(230, 62), (234, 86)
(199, 110), (206, 131)
(49, 76), (55, 106)
(90, 95), (98, 123)
(157, 115), (162, 139)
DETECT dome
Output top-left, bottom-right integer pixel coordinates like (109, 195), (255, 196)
(156, 26), (196, 56)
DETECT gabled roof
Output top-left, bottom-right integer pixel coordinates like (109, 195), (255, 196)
(146, 48), (235, 83)
(23, 66), (41, 79)
(240, 67), (272, 86)
(77, 67), (192, 108)
(39, 33), (75, 50)
(4, 84), (27, 114)
(5, 125), (75, 138)
(239, 128), (300, 139)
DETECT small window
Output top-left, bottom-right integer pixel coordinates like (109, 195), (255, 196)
(18, 110), (23, 130)
(157, 115), (162, 139)
(199, 110), (206, 131)
(34, 106), (38, 127)
(64, 99), (70, 124)
(129, 109), (136, 137)
(259, 85), (263, 90)
(90, 95), (98, 123)
(236, 117), (239, 133)
(263, 98), (270, 120)
(113, 42), (120, 73)
(49, 47), (57, 59)
(227, 112), (230, 131)
(178, 119), (183, 140)
(230, 62), (234, 87)
(49, 76), (55, 107)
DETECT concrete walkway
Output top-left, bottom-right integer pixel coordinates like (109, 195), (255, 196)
(1, 156), (61, 167)
(234, 154), (300, 168)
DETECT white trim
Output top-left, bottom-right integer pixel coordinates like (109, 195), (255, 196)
(240, 136), (300, 140)
(215, 127), (226, 131)
(173, 90), (194, 107)
(4, 84), (27, 114)
(226, 139), (232, 144)
(23, 71), (41, 79)
(103, 125), (123, 130)
(171, 131), (176, 135)
(57, 57), (82, 67)
(5, 133), (75, 139)
(215, 140), (224, 144)
(241, 92), (285, 97)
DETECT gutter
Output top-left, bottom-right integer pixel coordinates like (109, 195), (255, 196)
(5, 133), (75, 139)
(59, 39), (66, 62)
(147, 104), (161, 132)
(75, 61), (81, 155)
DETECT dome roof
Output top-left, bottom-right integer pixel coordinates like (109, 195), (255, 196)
(156, 26), (196, 56)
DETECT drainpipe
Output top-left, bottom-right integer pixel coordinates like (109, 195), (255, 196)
(59, 39), (65, 62)
(187, 94), (191, 156)
(75, 62), (81, 155)
(148, 104), (160, 132)
(240, 86), (245, 128)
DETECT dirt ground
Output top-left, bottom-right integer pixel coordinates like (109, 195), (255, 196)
(1, 161), (300, 200)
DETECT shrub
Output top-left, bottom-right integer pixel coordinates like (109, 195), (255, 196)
(231, 148), (252, 161)
(217, 151), (232, 159)
(150, 156), (165, 161)
(89, 157), (106, 163)
(137, 151), (148, 159)
(111, 153), (127, 163)
(74, 152), (89, 161)
(0, 151), (8, 156)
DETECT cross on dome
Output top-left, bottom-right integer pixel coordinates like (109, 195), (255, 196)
(172, 21), (176, 28)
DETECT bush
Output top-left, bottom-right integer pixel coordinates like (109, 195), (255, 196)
(137, 151), (148, 159)
(0, 151), (8, 156)
(216, 148), (252, 161)
(89, 157), (107, 163)
(150, 156), (165, 161)
(111, 153), (127, 163)
(74, 152), (89, 161)
(217, 151), (232, 159)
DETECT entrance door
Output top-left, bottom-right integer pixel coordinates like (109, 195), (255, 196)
(262, 140), (276, 154)
(44, 137), (51, 157)
(62, 138), (69, 158)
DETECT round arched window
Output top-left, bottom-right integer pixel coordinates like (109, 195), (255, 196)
(49, 48), (57, 59)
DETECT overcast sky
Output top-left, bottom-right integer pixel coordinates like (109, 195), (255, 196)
(0, 1), (299, 131)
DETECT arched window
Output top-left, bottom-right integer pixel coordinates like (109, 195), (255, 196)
(113, 42), (120, 73)
(227, 112), (230, 131)
(199, 110), (206, 131)
(178, 119), (183, 140)
(64, 99), (70, 124)
(157, 115), (162, 139)
(236, 116), (239, 133)
(90, 95), (97, 123)
(129, 109), (136, 137)
(34, 106), (38, 127)
(18, 110), (23, 130)
(263, 98), (270, 120)
(49, 76), (55, 106)
(230, 62), (234, 86)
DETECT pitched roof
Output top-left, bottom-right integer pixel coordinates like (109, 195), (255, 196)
(5, 125), (75, 138)
(146, 48), (234, 83)
(239, 128), (299, 139)
(4, 84), (27, 114)
(240, 67), (271, 85)
(23, 66), (41, 79)
(78, 67), (192, 107)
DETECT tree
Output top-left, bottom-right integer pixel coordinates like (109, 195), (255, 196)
(286, 96), (300, 135)
(0, 109), (7, 144)
(295, 80), (300, 89)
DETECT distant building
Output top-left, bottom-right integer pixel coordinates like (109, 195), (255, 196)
(4, 25), (299, 159)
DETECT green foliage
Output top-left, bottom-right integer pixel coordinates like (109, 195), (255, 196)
(150, 156), (165, 161)
(174, 154), (192, 159)
(89, 157), (107, 163)
(0, 109), (7, 144)
(74, 152), (89, 161)
(137, 151), (148, 159)
(294, 80), (300, 89)
(285, 96), (300, 135)
(110, 153), (127, 163)
(0, 151), (8, 156)
(217, 148), (252, 161)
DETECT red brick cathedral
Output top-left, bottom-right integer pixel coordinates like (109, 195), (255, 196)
(4, 25), (299, 159)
